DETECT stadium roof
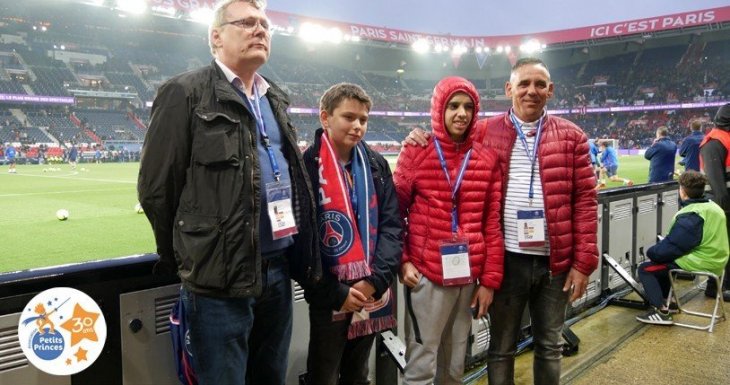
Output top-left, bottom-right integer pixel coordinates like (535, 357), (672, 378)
(268, 0), (730, 36)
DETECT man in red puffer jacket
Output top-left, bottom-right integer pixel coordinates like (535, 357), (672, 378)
(482, 58), (598, 385)
(394, 76), (504, 384)
(405, 58), (598, 385)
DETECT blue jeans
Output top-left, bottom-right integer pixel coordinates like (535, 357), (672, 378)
(181, 256), (293, 385)
(487, 252), (569, 385)
(638, 261), (679, 308)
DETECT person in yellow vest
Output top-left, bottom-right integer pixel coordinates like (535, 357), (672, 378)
(636, 170), (729, 325)
(700, 103), (730, 301)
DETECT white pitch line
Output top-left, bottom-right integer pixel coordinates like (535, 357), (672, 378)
(0, 187), (133, 198)
(1, 171), (136, 184)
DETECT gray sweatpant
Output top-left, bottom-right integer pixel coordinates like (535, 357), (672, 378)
(403, 277), (476, 385)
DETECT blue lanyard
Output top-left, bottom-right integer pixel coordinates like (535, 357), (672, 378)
(434, 138), (472, 234)
(243, 84), (281, 182)
(510, 112), (544, 201)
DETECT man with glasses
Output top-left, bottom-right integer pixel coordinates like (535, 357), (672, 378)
(138, 1), (321, 384)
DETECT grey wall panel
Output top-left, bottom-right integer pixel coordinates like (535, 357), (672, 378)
(0, 313), (70, 385)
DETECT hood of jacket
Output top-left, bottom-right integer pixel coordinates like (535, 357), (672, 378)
(430, 76), (480, 147)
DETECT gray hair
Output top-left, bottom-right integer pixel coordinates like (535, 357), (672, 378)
(208, 0), (267, 56)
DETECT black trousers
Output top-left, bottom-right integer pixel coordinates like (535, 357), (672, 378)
(306, 307), (376, 385)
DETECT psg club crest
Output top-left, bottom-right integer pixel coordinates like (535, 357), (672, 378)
(319, 210), (354, 258)
(17, 287), (107, 376)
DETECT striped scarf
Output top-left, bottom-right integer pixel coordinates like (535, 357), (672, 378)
(317, 131), (396, 339)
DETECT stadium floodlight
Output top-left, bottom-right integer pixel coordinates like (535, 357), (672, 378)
(412, 39), (430, 54)
(504, 45), (512, 53)
(496, 45), (504, 53)
(351, 36), (361, 42)
(451, 45), (468, 55)
(189, 7), (213, 25)
(299, 22), (325, 44)
(519, 39), (542, 54)
(475, 46), (483, 54)
(327, 27), (343, 44)
(115, 0), (146, 15)
(151, 6), (177, 18)
(434, 44), (443, 53)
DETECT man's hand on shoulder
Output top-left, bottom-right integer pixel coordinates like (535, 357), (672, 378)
(402, 127), (431, 147)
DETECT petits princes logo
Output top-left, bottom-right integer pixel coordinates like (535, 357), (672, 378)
(18, 287), (107, 375)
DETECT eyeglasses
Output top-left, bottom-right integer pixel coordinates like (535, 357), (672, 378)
(221, 17), (270, 32)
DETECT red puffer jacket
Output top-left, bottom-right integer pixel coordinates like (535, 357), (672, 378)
(476, 113), (598, 276)
(394, 77), (504, 288)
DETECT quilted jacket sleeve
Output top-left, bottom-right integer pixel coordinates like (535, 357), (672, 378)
(570, 131), (599, 275)
(393, 145), (417, 264)
(479, 150), (504, 289)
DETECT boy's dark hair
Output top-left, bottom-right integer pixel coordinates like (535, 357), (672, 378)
(679, 170), (707, 199)
(320, 83), (372, 115)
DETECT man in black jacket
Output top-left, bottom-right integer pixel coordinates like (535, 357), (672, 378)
(137, 1), (320, 384)
(700, 103), (730, 301)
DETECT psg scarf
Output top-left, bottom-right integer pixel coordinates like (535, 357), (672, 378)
(317, 131), (396, 339)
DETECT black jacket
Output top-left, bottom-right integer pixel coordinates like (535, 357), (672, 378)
(302, 128), (402, 310)
(138, 61), (321, 297)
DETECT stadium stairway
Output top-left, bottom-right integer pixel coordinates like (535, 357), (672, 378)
(466, 282), (730, 385)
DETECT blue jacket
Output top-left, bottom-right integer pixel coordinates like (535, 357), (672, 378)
(647, 199), (704, 263)
(678, 131), (704, 171)
(600, 146), (618, 168)
(644, 137), (677, 183)
(589, 140), (599, 165)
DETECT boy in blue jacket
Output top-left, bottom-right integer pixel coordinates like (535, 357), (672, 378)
(636, 171), (729, 325)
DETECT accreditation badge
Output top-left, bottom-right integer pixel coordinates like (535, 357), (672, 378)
(439, 239), (473, 286)
(266, 181), (298, 239)
(516, 209), (546, 247)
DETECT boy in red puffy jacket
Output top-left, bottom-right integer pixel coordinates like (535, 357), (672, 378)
(394, 76), (504, 384)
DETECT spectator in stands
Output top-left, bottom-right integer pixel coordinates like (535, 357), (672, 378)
(644, 126), (677, 183)
(678, 120), (705, 172)
(137, 1), (321, 384)
(405, 58), (598, 385)
(302, 83), (401, 385)
(5, 143), (16, 173)
(395, 76), (503, 385)
(636, 171), (729, 325)
(700, 103), (730, 301)
(599, 140), (633, 186)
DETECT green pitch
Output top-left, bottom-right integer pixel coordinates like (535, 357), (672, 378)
(0, 163), (155, 273)
(0, 154), (672, 273)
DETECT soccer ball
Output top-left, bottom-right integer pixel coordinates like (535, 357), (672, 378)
(134, 203), (144, 214)
(56, 209), (69, 221)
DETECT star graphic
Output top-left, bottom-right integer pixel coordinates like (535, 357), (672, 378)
(60, 303), (100, 347)
(66, 358), (72, 366)
(74, 347), (88, 362)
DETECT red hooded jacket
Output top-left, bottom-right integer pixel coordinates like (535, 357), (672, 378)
(394, 77), (504, 288)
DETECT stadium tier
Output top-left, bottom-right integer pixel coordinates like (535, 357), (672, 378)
(0, 1), (727, 153)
